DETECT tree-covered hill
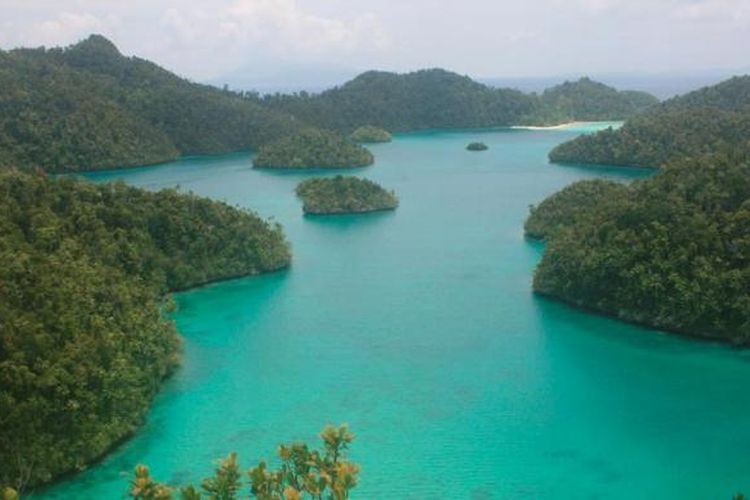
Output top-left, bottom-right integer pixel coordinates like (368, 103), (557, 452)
(0, 35), (301, 173)
(0, 36), (659, 174)
(260, 69), (657, 133)
(296, 176), (398, 214)
(524, 179), (629, 240)
(528, 77), (658, 124)
(549, 76), (750, 167)
(530, 153), (750, 343)
(253, 129), (374, 169)
(0, 171), (291, 491)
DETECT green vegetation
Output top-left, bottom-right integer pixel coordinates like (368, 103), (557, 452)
(296, 176), (398, 215)
(350, 126), (392, 143)
(261, 70), (656, 133)
(526, 77), (658, 125)
(253, 129), (374, 169)
(127, 424), (359, 499)
(0, 35), (300, 173)
(466, 142), (488, 151)
(549, 76), (750, 167)
(530, 153), (750, 343)
(524, 179), (629, 240)
(0, 36), (658, 174)
(0, 171), (291, 492)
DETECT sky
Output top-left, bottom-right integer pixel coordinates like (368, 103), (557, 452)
(1, 0), (749, 88)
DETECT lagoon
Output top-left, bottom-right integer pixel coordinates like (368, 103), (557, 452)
(43, 126), (750, 499)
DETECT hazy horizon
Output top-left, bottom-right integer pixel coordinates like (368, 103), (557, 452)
(2, 0), (748, 90)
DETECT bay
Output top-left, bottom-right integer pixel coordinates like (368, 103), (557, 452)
(42, 126), (750, 499)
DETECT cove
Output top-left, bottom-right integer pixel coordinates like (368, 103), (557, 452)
(42, 126), (750, 499)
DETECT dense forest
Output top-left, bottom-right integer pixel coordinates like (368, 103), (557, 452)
(524, 179), (629, 240)
(549, 76), (750, 167)
(0, 36), (659, 174)
(296, 176), (399, 214)
(350, 125), (392, 143)
(0, 35), (300, 173)
(530, 153), (750, 343)
(0, 171), (291, 492)
(529, 77), (658, 124)
(253, 129), (374, 169)
(260, 71), (657, 133)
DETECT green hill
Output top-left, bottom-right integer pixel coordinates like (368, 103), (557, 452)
(530, 152), (750, 343)
(0, 35), (300, 173)
(549, 76), (750, 167)
(260, 70), (657, 133)
(296, 176), (398, 214)
(0, 171), (290, 490)
(253, 129), (374, 169)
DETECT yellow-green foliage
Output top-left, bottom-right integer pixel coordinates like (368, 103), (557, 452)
(0, 171), (291, 491)
(128, 424), (359, 500)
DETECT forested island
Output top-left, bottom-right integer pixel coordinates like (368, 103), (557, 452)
(0, 36), (659, 175)
(466, 142), (489, 151)
(0, 171), (290, 492)
(296, 176), (398, 214)
(0, 35), (300, 173)
(549, 76), (750, 167)
(253, 129), (374, 169)
(350, 126), (393, 143)
(529, 153), (750, 343)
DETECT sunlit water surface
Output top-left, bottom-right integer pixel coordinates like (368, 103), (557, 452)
(42, 125), (750, 499)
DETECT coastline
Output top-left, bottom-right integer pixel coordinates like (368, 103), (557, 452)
(511, 121), (622, 131)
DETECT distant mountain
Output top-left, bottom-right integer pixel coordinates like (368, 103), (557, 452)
(0, 35), (659, 173)
(527, 77), (658, 124)
(549, 76), (750, 168)
(0, 35), (301, 173)
(260, 70), (657, 132)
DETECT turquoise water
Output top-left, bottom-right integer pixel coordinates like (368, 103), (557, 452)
(43, 127), (750, 499)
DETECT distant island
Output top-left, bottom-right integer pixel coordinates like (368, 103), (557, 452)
(466, 142), (489, 151)
(295, 176), (398, 214)
(351, 126), (393, 143)
(0, 35), (661, 173)
(253, 129), (374, 169)
(549, 76), (750, 167)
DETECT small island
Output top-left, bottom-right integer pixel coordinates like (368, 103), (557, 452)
(350, 125), (393, 143)
(253, 129), (374, 169)
(295, 176), (399, 215)
(466, 142), (489, 151)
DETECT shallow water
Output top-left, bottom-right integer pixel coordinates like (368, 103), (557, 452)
(43, 127), (750, 499)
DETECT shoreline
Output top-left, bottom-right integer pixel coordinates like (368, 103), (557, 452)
(511, 121), (619, 131)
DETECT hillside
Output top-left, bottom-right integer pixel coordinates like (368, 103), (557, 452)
(296, 176), (398, 214)
(253, 129), (374, 169)
(530, 152), (750, 343)
(527, 77), (658, 124)
(0, 171), (291, 490)
(260, 70), (657, 132)
(549, 76), (750, 167)
(0, 35), (301, 173)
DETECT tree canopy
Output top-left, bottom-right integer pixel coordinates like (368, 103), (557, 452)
(350, 126), (392, 143)
(530, 153), (750, 343)
(295, 176), (398, 214)
(253, 130), (374, 169)
(549, 76), (750, 167)
(0, 171), (291, 492)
